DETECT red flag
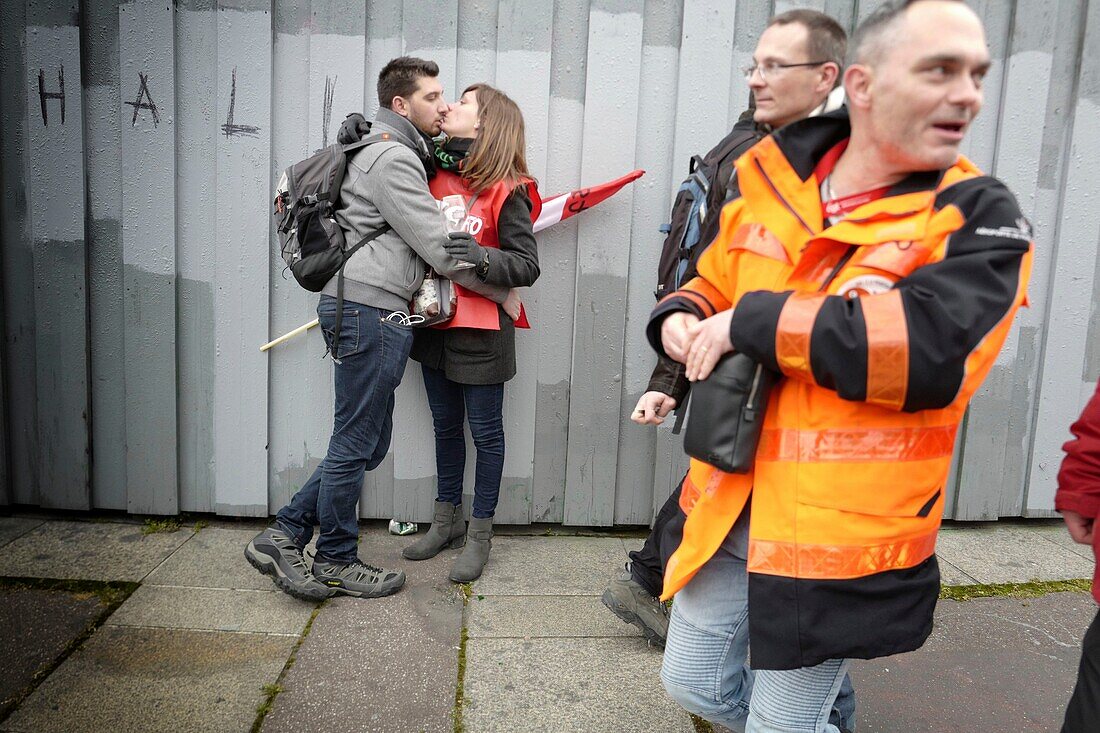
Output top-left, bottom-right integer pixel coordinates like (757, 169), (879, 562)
(532, 169), (644, 233)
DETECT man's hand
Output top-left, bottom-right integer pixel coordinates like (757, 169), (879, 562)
(502, 289), (522, 321)
(684, 310), (735, 382)
(1062, 509), (1095, 545)
(631, 391), (678, 425)
(444, 231), (487, 263)
(661, 312), (700, 364)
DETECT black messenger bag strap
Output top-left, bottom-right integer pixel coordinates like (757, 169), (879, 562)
(330, 223), (391, 362)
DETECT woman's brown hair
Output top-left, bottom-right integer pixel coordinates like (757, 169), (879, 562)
(460, 83), (532, 193)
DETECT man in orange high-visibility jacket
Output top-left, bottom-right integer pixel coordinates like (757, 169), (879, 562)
(648, 2), (1033, 731)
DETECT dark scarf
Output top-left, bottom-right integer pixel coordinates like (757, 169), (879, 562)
(434, 137), (474, 175)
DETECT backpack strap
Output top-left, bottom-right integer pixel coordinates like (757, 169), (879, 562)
(326, 132), (397, 211)
(329, 223), (392, 362)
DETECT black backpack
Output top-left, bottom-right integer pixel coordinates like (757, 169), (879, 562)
(273, 128), (392, 359)
(655, 123), (761, 301)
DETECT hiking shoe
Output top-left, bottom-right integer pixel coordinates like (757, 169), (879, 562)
(244, 526), (334, 602)
(601, 567), (668, 647)
(311, 558), (406, 598)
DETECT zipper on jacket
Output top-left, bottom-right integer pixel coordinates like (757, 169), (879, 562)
(753, 158), (815, 235)
(819, 245), (858, 292)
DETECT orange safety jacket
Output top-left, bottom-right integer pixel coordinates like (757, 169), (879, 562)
(647, 109), (1033, 670)
(429, 170), (541, 330)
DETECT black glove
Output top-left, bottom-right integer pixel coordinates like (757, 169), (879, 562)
(445, 232), (490, 277)
(337, 112), (369, 144)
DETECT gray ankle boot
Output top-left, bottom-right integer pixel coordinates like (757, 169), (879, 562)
(402, 501), (466, 561)
(449, 516), (493, 582)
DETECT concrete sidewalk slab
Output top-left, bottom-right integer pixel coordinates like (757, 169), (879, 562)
(263, 534), (464, 733)
(0, 518), (43, 549)
(0, 522), (192, 582)
(1027, 524), (1095, 562)
(107, 585), (314, 635)
(144, 527), (275, 591)
(937, 557), (979, 585)
(850, 591), (1094, 732)
(935, 525), (1094, 584)
(2, 625), (294, 733)
(467, 594), (644, 639)
(472, 536), (628, 596)
(0, 587), (106, 719)
(463, 637), (693, 732)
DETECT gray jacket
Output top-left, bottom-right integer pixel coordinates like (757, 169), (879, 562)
(328, 108), (507, 312)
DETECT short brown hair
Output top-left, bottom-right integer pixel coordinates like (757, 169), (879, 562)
(769, 9), (847, 81)
(377, 56), (439, 110)
(460, 84), (532, 194)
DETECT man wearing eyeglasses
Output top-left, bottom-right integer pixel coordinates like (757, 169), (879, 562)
(608, 9), (854, 732)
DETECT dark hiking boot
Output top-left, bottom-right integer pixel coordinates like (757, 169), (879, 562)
(402, 500), (466, 560)
(601, 566), (668, 647)
(244, 526), (334, 602)
(449, 516), (493, 583)
(311, 558), (406, 598)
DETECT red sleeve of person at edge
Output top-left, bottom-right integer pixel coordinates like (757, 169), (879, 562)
(1056, 381), (1100, 602)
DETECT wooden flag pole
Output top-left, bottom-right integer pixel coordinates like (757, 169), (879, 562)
(260, 318), (319, 352)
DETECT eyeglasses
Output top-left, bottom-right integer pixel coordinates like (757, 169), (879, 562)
(743, 61), (830, 82)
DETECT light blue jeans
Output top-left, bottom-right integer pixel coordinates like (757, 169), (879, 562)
(660, 509), (856, 732)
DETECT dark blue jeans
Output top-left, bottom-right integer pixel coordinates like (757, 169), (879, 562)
(276, 296), (414, 564)
(421, 364), (505, 519)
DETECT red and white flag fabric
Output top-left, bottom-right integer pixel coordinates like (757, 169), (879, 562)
(532, 169), (645, 233)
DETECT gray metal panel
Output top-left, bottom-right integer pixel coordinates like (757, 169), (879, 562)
(212, 2), (272, 516)
(311, 2), (367, 518)
(1025, 0), (1100, 516)
(360, 0), (404, 517)
(267, 0), (329, 516)
(491, 0), (554, 524)
(119, 0), (178, 515)
(532, 0), (589, 524)
(954, 0), (1080, 520)
(84, 0), (127, 511)
(614, 0), (683, 525)
(25, 9), (90, 510)
(727, 0), (772, 131)
(0, 0), (36, 506)
(670, 1), (735, 180)
(563, 0), (644, 526)
(176, 4), (218, 513)
(457, 0), (497, 84)
(391, 0), (459, 524)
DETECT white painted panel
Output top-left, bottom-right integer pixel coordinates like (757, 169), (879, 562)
(615, 0), (682, 525)
(392, 0), (460, 523)
(361, 0), (405, 517)
(563, 0), (644, 526)
(176, 5), (218, 513)
(85, 0), (127, 512)
(491, 0), (554, 524)
(267, 3), (331, 515)
(119, 0), (178, 515)
(1026, 0), (1100, 515)
(25, 20), (89, 510)
(670, 0), (735, 195)
(532, 0), (589, 523)
(213, 2), (272, 516)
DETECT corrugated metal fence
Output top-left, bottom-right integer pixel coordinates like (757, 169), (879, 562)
(1, 0), (1098, 523)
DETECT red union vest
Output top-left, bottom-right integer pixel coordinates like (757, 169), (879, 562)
(429, 170), (541, 330)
